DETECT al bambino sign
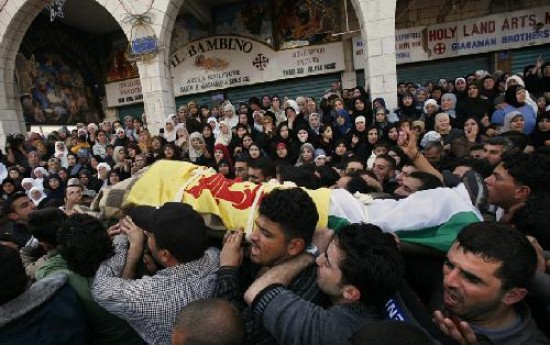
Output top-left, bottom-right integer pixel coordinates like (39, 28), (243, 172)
(171, 36), (345, 96)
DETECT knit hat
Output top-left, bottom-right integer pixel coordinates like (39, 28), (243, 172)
(355, 116), (366, 124)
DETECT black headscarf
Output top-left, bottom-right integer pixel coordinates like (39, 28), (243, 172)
(504, 85), (525, 108)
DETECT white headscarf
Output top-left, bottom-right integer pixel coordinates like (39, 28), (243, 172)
(29, 187), (46, 206)
(188, 132), (205, 163)
(21, 178), (35, 195)
(215, 121), (232, 146)
(284, 99), (300, 114)
(163, 115), (177, 143)
(423, 99), (439, 114)
(0, 163), (7, 185)
(97, 162), (112, 173)
(207, 117), (220, 138)
(54, 141), (69, 168)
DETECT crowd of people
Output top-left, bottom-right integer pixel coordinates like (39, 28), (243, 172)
(1, 59), (550, 345)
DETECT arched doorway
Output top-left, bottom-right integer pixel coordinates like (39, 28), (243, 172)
(0, 0), (133, 143)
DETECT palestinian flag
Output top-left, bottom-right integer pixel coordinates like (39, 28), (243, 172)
(329, 185), (482, 252)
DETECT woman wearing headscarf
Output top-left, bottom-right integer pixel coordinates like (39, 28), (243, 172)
(351, 96), (373, 124)
(479, 75), (499, 102)
(44, 174), (65, 202)
(29, 187), (47, 207)
(289, 125), (313, 162)
(54, 141), (69, 168)
(382, 123), (399, 147)
(492, 84), (537, 135)
(330, 139), (350, 168)
(188, 132), (212, 166)
(345, 115), (369, 161)
(333, 109), (352, 142)
(21, 177), (35, 196)
(163, 115), (178, 143)
(373, 107), (390, 137)
(530, 111), (550, 148)
(440, 93), (460, 127)
(111, 127), (130, 148)
(269, 95), (286, 125)
(500, 111), (526, 133)
(215, 121), (232, 147)
(457, 82), (491, 123)
(308, 112), (322, 135)
(504, 75), (538, 115)
(395, 92), (422, 122)
(421, 99), (440, 131)
(434, 112), (463, 151)
(450, 116), (486, 158)
(33, 167), (48, 188)
(212, 143), (233, 173)
(175, 126), (190, 159)
(207, 116), (220, 138)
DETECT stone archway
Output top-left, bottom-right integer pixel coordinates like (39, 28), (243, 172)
(348, 0), (398, 111)
(0, 0), (134, 145)
(0, 0), (183, 143)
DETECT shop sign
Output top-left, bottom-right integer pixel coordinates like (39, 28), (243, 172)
(171, 36), (345, 96)
(426, 6), (550, 59)
(105, 78), (143, 107)
(352, 6), (550, 67)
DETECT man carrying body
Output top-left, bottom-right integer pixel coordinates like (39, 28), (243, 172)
(247, 157), (275, 184)
(215, 187), (325, 344)
(91, 202), (219, 345)
(483, 152), (550, 253)
(242, 223), (405, 345)
(371, 154), (398, 194)
(482, 136), (513, 166)
(233, 158), (249, 181)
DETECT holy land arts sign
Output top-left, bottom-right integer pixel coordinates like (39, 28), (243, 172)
(170, 36), (345, 97)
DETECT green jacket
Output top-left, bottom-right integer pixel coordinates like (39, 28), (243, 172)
(36, 253), (144, 345)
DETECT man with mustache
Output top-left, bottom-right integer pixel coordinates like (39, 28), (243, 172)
(433, 222), (549, 344)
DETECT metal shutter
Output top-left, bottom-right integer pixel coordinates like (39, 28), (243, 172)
(397, 54), (491, 85)
(175, 92), (213, 109)
(118, 103), (145, 121)
(510, 45), (550, 75)
(225, 73), (342, 103)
